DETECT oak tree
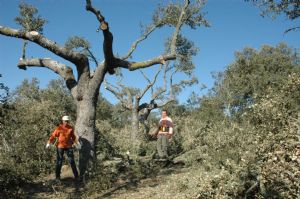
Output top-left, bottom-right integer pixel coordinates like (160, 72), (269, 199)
(0, 0), (207, 178)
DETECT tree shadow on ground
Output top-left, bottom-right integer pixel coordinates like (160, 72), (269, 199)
(23, 176), (84, 199)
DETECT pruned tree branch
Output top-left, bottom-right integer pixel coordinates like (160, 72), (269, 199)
(138, 101), (157, 121)
(86, 0), (105, 24)
(0, 26), (85, 64)
(85, 0), (193, 75)
(85, 0), (116, 75)
(17, 58), (77, 92)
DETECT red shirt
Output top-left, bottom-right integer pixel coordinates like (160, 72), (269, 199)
(48, 124), (76, 148)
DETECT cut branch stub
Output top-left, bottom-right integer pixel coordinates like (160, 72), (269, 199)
(100, 22), (108, 30)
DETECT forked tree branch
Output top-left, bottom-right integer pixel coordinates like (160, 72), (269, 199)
(151, 62), (170, 100)
(138, 64), (163, 100)
(104, 81), (132, 109)
(85, 0), (191, 74)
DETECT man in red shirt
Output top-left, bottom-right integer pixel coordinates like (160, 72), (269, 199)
(46, 115), (79, 181)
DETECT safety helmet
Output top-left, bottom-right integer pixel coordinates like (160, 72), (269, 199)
(62, 115), (70, 121)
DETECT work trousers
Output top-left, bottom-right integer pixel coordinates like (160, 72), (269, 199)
(157, 134), (168, 158)
(56, 147), (79, 179)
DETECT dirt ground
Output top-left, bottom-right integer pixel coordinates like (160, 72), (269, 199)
(24, 161), (186, 199)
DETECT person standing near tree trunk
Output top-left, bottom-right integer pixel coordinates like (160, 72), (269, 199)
(46, 115), (80, 181)
(156, 110), (174, 160)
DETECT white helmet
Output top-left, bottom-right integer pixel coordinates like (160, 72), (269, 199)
(62, 115), (70, 121)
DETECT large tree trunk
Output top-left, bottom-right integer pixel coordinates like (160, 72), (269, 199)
(75, 92), (98, 179)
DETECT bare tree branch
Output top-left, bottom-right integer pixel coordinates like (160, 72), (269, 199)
(17, 58), (77, 93)
(138, 61), (175, 121)
(140, 70), (152, 85)
(138, 95), (174, 121)
(22, 40), (28, 59)
(121, 25), (159, 60)
(140, 69), (154, 96)
(104, 80), (132, 109)
(117, 83), (134, 108)
(0, 26), (85, 64)
(115, 54), (174, 71)
(157, 97), (175, 108)
(169, 69), (177, 99)
(151, 62), (170, 100)
(170, 0), (190, 54)
(284, 26), (300, 34)
(85, 0), (116, 75)
(138, 65), (163, 100)
(86, 0), (105, 24)
(85, 48), (99, 66)
(85, 0), (179, 74)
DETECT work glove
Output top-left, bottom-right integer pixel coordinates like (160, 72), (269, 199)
(46, 143), (50, 149)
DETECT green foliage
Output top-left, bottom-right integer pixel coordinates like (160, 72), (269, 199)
(152, 0), (210, 28)
(193, 94), (225, 123)
(42, 78), (76, 119)
(0, 165), (30, 199)
(247, 72), (300, 198)
(167, 34), (199, 74)
(65, 36), (91, 51)
(0, 74), (9, 103)
(96, 94), (114, 121)
(83, 160), (114, 196)
(215, 43), (299, 118)
(1, 33), (299, 197)
(175, 43), (300, 198)
(0, 78), (76, 181)
(95, 120), (121, 160)
(110, 104), (131, 128)
(13, 78), (40, 101)
(14, 2), (47, 33)
(247, 0), (300, 20)
(245, 72), (300, 132)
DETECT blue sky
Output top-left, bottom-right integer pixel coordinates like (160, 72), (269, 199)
(0, 0), (299, 104)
